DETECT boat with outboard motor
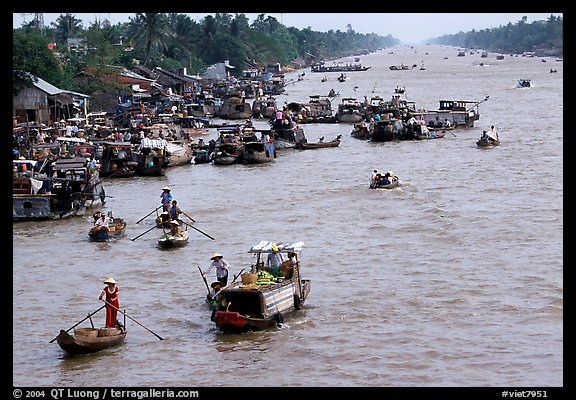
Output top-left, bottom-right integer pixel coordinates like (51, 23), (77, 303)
(210, 241), (310, 333)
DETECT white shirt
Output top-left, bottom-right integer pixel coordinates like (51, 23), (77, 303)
(205, 259), (229, 278)
(95, 216), (109, 227)
(486, 129), (498, 140)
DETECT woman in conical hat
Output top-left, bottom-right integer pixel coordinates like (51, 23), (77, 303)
(98, 277), (119, 328)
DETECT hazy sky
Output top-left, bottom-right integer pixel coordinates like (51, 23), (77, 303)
(13, 13), (560, 43)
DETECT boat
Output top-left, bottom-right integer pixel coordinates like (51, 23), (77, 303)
(496, 55), (505, 60)
(212, 126), (246, 164)
(217, 97), (252, 120)
(369, 119), (404, 142)
(337, 73), (347, 82)
(89, 215), (127, 241)
(133, 137), (170, 176)
(251, 96), (277, 119)
(351, 123), (370, 140)
(414, 96), (489, 129)
(193, 148), (212, 164)
(550, 68), (557, 73)
(158, 230), (190, 248)
(327, 89), (339, 98)
(394, 86), (405, 94)
(269, 124), (308, 150)
(369, 171), (400, 189)
(175, 116), (211, 137)
(165, 141), (193, 167)
(517, 79), (531, 88)
(133, 152), (168, 176)
(98, 141), (138, 178)
(296, 135), (341, 149)
(55, 326), (127, 355)
(310, 62), (370, 73)
(212, 143), (243, 165)
(481, 51), (488, 58)
(389, 64), (410, 71)
(13, 157), (106, 221)
(476, 137), (500, 148)
(414, 125), (445, 140)
(211, 240), (311, 333)
(335, 97), (364, 123)
(243, 140), (277, 163)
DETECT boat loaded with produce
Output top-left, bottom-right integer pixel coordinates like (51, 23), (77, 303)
(210, 240), (311, 333)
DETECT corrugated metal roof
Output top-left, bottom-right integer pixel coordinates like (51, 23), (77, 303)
(32, 75), (90, 98)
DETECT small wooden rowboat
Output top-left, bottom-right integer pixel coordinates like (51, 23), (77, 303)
(476, 137), (500, 148)
(370, 176), (400, 189)
(56, 327), (127, 355)
(296, 135), (342, 149)
(89, 218), (127, 241)
(158, 230), (189, 248)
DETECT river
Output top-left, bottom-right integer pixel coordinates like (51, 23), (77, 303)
(13, 44), (563, 389)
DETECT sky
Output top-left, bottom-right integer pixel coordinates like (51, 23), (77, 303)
(13, 13), (560, 44)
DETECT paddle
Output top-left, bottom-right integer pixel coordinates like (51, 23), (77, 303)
(130, 225), (157, 241)
(101, 299), (164, 340)
(232, 268), (245, 283)
(181, 211), (196, 223)
(198, 266), (210, 295)
(136, 205), (163, 224)
(179, 220), (215, 240)
(49, 305), (105, 343)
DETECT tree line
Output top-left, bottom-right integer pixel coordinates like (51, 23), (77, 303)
(13, 13), (399, 96)
(429, 15), (563, 56)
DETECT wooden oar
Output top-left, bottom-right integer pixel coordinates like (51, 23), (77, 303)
(136, 205), (163, 224)
(198, 266), (210, 295)
(179, 220), (215, 240)
(131, 225), (157, 241)
(232, 268), (245, 283)
(101, 299), (163, 340)
(49, 305), (105, 343)
(180, 211), (196, 223)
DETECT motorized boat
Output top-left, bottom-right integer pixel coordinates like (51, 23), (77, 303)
(211, 241), (311, 333)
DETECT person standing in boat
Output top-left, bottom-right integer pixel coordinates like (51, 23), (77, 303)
(169, 200), (183, 221)
(160, 186), (173, 212)
(487, 125), (499, 141)
(267, 243), (284, 277)
(99, 277), (120, 328)
(203, 253), (230, 286)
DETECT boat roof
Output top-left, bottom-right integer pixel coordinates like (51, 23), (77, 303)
(248, 240), (304, 254)
(56, 136), (86, 143)
(52, 157), (88, 170)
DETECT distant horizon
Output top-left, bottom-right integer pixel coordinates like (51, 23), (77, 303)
(12, 13), (561, 44)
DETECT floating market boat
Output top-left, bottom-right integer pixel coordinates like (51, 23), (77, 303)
(211, 241), (311, 333)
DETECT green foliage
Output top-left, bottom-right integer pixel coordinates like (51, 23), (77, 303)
(431, 15), (562, 55)
(13, 30), (65, 95)
(13, 12), (398, 94)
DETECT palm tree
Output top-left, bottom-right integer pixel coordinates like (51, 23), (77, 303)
(51, 13), (83, 45)
(127, 13), (172, 66)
